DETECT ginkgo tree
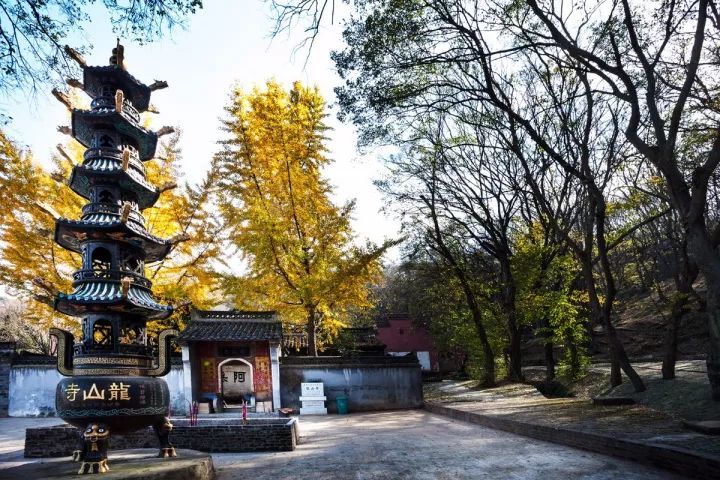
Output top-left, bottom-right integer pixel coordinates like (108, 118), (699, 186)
(215, 80), (398, 355)
(0, 130), (82, 334)
(0, 125), (223, 344)
(140, 133), (225, 334)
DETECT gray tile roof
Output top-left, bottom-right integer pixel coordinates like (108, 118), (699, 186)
(180, 310), (282, 342)
(55, 218), (171, 262)
(55, 281), (172, 319)
(70, 160), (159, 209)
(83, 65), (152, 111)
(72, 109), (158, 160)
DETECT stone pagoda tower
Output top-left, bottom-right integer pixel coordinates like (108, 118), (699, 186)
(50, 41), (179, 474)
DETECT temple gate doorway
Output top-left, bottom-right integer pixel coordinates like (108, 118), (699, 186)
(178, 309), (283, 413)
(219, 358), (254, 407)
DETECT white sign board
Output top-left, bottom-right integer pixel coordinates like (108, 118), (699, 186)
(300, 382), (327, 415)
(301, 382), (325, 397)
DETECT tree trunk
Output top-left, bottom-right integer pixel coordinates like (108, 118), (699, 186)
(593, 200), (646, 392)
(538, 316), (555, 381)
(580, 259), (621, 386)
(661, 299), (684, 380)
(705, 283), (720, 399)
(564, 327), (580, 380)
(471, 308), (496, 387)
(500, 256), (523, 382)
(306, 305), (318, 357)
(658, 217), (694, 379)
(539, 264), (560, 382)
(425, 193), (495, 387)
(459, 353), (468, 377)
(600, 292), (644, 392)
(610, 350), (621, 387)
(579, 255), (644, 392)
(601, 318), (645, 391)
(685, 223), (720, 398)
(544, 337), (555, 382)
(507, 325), (523, 381)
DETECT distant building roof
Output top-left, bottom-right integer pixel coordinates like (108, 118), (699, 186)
(344, 326), (385, 349)
(179, 309), (282, 342)
(192, 309), (277, 320)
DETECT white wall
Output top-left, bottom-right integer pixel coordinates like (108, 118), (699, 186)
(164, 365), (189, 415)
(8, 366), (60, 417)
(280, 363), (423, 413)
(8, 364), (187, 417)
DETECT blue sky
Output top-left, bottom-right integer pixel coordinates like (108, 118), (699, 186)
(4, 0), (400, 257)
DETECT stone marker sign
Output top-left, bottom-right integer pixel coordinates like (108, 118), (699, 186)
(299, 382), (327, 415)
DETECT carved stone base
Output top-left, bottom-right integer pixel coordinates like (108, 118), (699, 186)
(3, 449), (215, 479)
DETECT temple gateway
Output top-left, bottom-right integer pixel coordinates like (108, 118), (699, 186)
(178, 310), (282, 413)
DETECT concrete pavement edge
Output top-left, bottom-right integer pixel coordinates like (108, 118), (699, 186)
(424, 403), (719, 479)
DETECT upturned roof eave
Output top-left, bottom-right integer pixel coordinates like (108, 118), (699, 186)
(55, 281), (172, 319)
(68, 164), (160, 209)
(71, 109), (157, 160)
(54, 219), (171, 262)
(82, 65), (152, 111)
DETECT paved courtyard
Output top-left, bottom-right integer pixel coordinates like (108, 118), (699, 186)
(0, 412), (688, 479)
(212, 411), (686, 479)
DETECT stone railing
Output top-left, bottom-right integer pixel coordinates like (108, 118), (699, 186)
(72, 269), (152, 290)
(81, 202), (145, 226)
(83, 147), (145, 175)
(90, 95), (141, 123)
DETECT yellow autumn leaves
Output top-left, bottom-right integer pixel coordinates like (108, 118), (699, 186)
(0, 128), (222, 337)
(215, 81), (398, 354)
(0, 80), (394, 351)
(0, 132), (83, 333)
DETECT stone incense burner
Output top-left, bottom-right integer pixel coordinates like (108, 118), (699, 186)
(49, 40), (180, 474)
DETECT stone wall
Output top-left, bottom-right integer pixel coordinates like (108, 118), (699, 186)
(25, 418), (298, 457)
(7, 359), (187, 417)
(280, 355), (423, 413)
(0, 343), (15, 417)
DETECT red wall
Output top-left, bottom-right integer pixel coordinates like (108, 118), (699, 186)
(194, 340), (272, 401)
(376, 316), (438, 371)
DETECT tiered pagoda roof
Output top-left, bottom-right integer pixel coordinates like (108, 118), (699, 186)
(71, 109), (158, 160)
(53, 42), (173, 321)
(56, 282), (172, 319)
(82, 65), (152, 111)
(67, 148), (160, 208)
(55, 217), (171, 263)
